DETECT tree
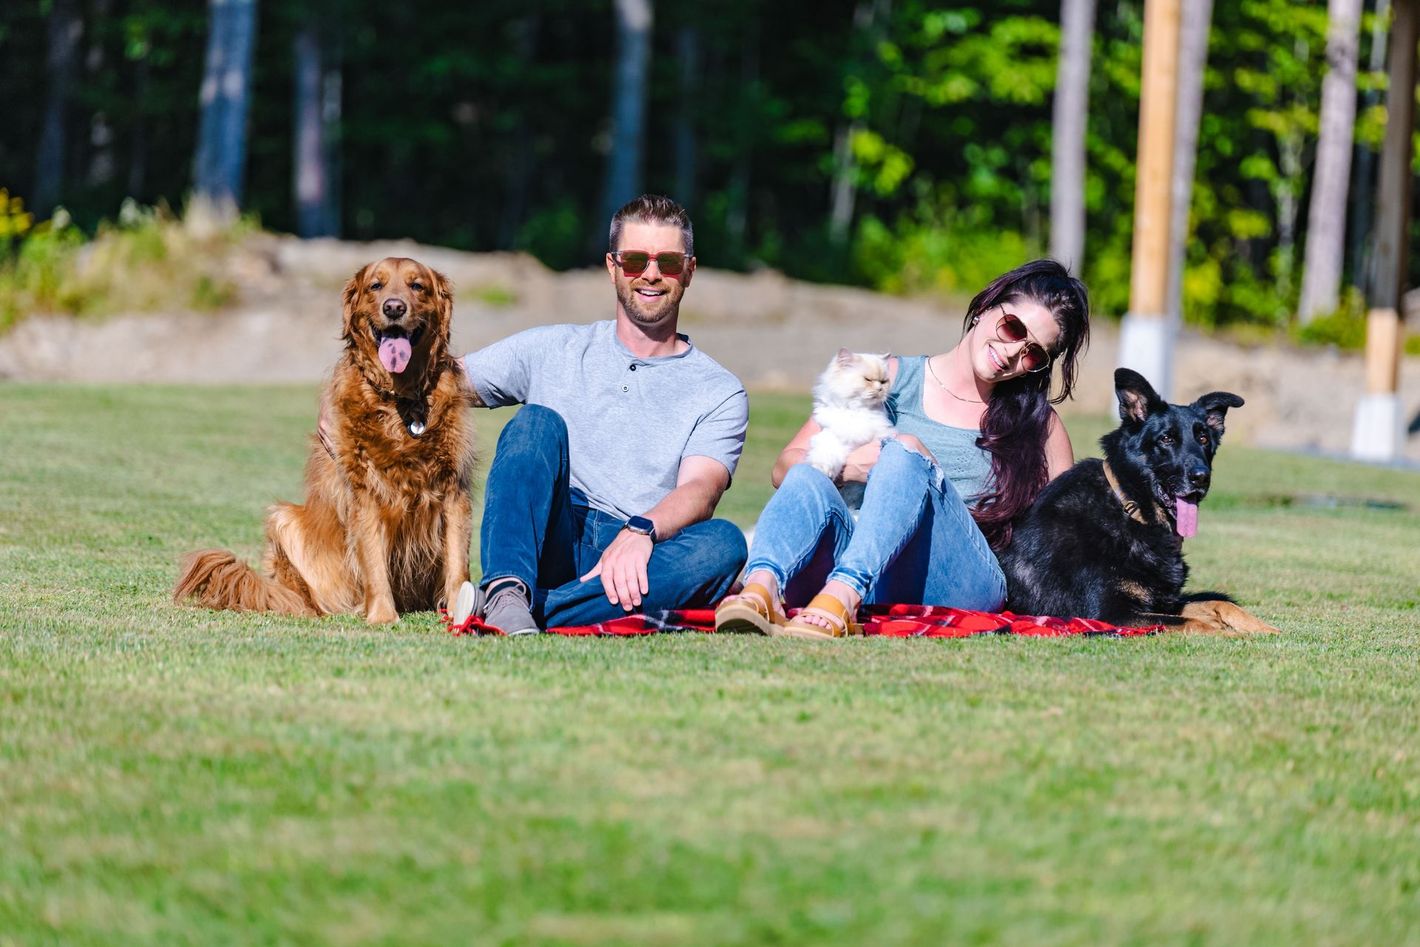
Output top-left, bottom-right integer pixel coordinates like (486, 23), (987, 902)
(1348, 0), (1391, 295)
(33, 0), (83, 217)
(830, 0), (891, 247)
(1166, 0), (1213, 327)
(191, 0), (259, 218)
(673, 25), (701, 206)
(601, 0), (653, 229)
(291, 6), (339, 237)
(1050, 0), (1096, 272)
(1299, 0), (1365, 322)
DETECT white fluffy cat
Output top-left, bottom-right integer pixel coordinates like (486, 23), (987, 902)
(805, 348), (896, 480)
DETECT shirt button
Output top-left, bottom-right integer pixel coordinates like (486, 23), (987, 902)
(629, 364), (637, 371)
(622, 385), (629, 392)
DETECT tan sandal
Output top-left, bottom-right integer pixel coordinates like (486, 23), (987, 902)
(781, 592), (863, 639)
(714, 581), (786, 635)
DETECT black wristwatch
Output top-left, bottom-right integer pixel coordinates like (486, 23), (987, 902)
(623, 515), (657, 542)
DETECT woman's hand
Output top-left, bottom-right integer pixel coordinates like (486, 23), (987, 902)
(838, 434), (936, 483)
(837, 439), (884, 483)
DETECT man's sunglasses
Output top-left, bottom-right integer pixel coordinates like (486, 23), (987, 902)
(991, 310), (1052, 373)
(611, 250), (689, 277)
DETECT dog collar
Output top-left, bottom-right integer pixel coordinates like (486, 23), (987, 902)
(1101, 460), (1149, 526)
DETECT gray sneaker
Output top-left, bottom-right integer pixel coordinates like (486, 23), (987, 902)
(476, 579), (541, 636)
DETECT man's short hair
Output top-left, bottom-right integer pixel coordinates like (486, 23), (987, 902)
(608, 194), (694, 258)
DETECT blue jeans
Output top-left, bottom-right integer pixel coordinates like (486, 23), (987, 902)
(479, 405), (748, 627)
(744, 439), (1006, 611)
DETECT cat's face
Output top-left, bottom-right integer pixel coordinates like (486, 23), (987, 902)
(819, 349), (891, 406)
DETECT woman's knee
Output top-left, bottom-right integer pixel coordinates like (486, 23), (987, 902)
(872, 437), (936, 482)
(780, 462), (841, 500)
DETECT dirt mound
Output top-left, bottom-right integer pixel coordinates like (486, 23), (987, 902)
(2, 234), (1417, 463)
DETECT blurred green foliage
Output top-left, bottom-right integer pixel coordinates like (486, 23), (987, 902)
(0, 200), (243, 330)
(0, 0), (1412, 337)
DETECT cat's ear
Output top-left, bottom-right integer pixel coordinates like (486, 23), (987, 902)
(835, 347), (855, 366)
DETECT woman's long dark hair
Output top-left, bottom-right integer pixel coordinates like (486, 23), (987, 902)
(966, 259), (1090, 550)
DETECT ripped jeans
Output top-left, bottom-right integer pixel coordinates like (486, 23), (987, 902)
(743, 439), (1006, 611)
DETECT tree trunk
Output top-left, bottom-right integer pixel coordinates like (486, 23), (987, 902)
(192, 0), (259, 220)
(1299, 0), (1365, 322)
(829, 0), (889, 247)
(127, 56), (151, 200)
(673, 25), (700, 206)
(1349, 0), (1391, 297)
(499, 16), (539, 248)
(601, 0), (653, 228)
(726, 22), (759, 255)
(33, 0), (83, 217)
(320, 51), (343, 237)
(84, 0), (116, 191)
(1050, 0), (1097, 272)
(292, 19), (337, 237)
(1165, 0), (1213, 327)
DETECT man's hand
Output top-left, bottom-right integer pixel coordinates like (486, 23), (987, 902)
(580, 528), (654, 611)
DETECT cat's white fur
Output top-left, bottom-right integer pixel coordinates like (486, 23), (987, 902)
(805, 348), (896, 479)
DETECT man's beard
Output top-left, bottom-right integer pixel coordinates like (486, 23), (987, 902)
(619, 284), (679, 328)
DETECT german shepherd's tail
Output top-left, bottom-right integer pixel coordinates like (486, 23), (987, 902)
(173, 549), (316, 616)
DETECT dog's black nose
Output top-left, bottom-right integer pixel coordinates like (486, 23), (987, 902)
(1188, 467), (1210, 489)
(382, 298), (407, 319)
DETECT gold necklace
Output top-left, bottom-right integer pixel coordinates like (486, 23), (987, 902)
(926, 355), (985, 404)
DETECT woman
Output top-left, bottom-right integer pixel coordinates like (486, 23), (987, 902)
(715, 259), (1090, 638)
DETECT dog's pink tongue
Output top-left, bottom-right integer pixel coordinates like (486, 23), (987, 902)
(378, 336), (412, 374)
(1175, 497), (1199, 538)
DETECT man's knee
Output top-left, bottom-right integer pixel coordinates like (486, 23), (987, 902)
(498, 404), (569, 451)
(678, 518), (748, 578)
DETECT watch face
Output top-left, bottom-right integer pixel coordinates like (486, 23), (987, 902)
(627, 515), (655, 535)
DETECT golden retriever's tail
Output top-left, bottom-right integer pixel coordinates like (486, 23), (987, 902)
(173, 549), (317, 616)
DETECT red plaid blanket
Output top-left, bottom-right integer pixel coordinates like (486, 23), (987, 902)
(443, 603), (1161, 638)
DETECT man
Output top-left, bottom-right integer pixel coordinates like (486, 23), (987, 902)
(458, 194), (748, 634)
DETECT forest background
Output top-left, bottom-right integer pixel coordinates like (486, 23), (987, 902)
(0, 0), (1409, 343)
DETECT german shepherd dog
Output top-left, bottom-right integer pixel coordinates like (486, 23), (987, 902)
(999, 368), (1279, 636)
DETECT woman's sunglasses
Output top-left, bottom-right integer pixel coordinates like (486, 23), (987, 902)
(990, 310), (1052, 373)
(610, 250), (689, 277)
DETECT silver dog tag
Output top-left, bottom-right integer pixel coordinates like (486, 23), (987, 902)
(408, 420), (426, 437)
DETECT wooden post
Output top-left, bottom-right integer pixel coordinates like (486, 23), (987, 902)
(1353, 0), (1417, 461)
(1119, 0), (1182, 398)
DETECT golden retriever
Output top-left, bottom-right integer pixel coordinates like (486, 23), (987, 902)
(174, 257), (476, 623)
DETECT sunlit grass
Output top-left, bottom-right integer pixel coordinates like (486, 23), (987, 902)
(2, 383), (1418, 945)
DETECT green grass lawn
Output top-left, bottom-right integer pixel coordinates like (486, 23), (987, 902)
(2, 383), (1419, 946)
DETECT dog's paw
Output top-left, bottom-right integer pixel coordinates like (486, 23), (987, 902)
(1216, 601), (1281, 636)
(1180, 600), (1280, 636)
(365, 602), (400, 624)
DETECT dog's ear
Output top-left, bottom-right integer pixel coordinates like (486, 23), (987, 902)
(341, 264), (368, 341)
(1193, 391), (1245, 436)
(1114, 368), (1165, 425)
(433, 268), (453, 303)
(432, 267), (454, 336)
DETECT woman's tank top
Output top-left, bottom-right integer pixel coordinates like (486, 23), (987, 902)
(886, 355), (994, 502)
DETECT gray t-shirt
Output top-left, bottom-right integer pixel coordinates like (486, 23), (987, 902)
(463, 320), (748, 520)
